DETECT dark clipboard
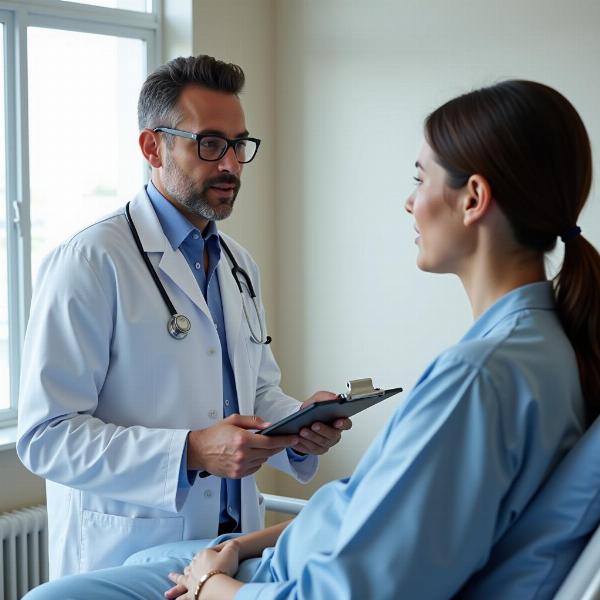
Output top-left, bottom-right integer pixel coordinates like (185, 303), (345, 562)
(259, 378), (403, 437)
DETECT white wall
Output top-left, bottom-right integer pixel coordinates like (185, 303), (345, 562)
(0, 449), (45, 512)
(273, 0), (600, 499)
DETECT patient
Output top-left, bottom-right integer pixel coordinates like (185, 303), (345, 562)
(25, 80), (600, 599)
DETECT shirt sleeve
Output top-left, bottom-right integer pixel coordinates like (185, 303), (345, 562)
(179, 440), (196, 487)
(235, 356), (519, 600)
(286, 449), (308, 463)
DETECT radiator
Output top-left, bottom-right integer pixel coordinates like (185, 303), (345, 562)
(0, 505), (48, 600)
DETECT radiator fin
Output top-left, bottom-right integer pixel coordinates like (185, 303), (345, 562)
(0, 505), (48, 600)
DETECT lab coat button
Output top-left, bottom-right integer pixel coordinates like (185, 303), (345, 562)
(204, 490), (212, 498)
(208, 409), (218, 419)
(208, 348), (216, 356)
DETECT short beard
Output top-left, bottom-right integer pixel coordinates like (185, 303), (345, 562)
(162, 153), (240, 222)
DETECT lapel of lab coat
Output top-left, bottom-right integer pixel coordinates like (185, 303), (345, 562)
(216, 237), (244, 376)
(128, 189), (211, 320)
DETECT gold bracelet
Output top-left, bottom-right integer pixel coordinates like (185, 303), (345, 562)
(193, 569), (226, 600)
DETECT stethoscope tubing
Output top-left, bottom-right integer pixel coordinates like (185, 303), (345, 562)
(125, 202), (178, 316)
(124, 202), (271, 344)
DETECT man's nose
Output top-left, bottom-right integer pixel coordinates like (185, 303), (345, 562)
(218, 146), (242, 174)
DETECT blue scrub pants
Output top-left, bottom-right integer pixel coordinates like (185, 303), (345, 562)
(23, 535), (262, 600)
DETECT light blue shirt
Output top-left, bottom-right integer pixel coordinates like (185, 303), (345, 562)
(146, 181), (242, 528)
(236, 282), (585, 599)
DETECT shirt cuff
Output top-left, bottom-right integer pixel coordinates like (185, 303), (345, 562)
(286, 447), (308, 462)
(178, 439), (196, 488)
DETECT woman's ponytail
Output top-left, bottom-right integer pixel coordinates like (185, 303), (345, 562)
(555, 236), (600, 422)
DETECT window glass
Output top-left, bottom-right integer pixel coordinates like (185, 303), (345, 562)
(27, 27), (146, 281)
(59, 0), (152, 12)
(0, 23), (9, 410)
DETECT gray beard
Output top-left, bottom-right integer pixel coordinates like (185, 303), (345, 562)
(162, 155), (238, 222)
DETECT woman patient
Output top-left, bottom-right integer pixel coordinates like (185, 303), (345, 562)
(26, 80), (600, 599)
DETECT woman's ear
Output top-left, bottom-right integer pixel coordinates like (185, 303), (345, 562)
(462, 174), (492, 226)
(139, 129), (163, 169)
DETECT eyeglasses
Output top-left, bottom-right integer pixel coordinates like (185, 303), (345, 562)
(153, 127), (261, 164)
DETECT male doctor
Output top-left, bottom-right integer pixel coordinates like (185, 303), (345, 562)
(17, 55), (350, 578)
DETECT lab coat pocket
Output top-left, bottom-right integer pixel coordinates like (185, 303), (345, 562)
(80, 510), (184, 572)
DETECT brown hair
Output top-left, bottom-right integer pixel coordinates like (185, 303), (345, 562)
(425, 80), (600, 423)
(137, 55), (245, 131)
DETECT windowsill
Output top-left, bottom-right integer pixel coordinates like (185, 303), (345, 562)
(0, 425), (17, 452)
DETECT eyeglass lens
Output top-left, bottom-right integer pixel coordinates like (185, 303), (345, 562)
(198, 136), (258, 163)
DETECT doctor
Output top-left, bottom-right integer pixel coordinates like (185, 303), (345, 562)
(16, 55), (350, 579)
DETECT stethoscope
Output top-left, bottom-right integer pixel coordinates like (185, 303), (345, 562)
(124, 202), (271, 344)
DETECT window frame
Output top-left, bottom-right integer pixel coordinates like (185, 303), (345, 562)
(0, 0), (161, 425)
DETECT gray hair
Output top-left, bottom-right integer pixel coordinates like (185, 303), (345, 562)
(137, 55), (245, 132)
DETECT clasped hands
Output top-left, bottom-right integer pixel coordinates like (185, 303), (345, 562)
(166, 539), (241, 600)
(187, 391), (352, 478)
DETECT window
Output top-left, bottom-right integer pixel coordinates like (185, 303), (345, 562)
(1, 20), (8, 410)
(59, 0), (152, 11)
(0, 0), (160, 423)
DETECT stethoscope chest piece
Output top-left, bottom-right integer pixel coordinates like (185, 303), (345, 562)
(168, 313), (191, 340)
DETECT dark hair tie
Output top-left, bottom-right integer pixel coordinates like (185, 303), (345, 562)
(560, 225), (582, 243)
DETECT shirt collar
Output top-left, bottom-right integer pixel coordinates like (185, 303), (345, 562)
(146, 180), (219, 250)
(462, 281), (556, 341)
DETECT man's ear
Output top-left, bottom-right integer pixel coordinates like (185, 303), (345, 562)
(139, 129), (162, 168)
(462, 174), (492, 226)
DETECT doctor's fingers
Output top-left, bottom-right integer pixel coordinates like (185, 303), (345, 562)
(333, 417), (353, 431)
(225, 413), (273, 431)
(295, 424), (342, 453)
(292, 437), (326, 455)
(243, 455), (278, 474)
(247, 432), (300, 450)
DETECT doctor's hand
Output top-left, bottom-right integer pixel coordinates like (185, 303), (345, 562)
(187, 414), (299, 479)
(291, 391), (353, 456)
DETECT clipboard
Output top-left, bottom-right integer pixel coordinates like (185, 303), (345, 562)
(259, 378), (403, 436)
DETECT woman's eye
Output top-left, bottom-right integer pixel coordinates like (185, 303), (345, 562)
(413, 176), (423, 185)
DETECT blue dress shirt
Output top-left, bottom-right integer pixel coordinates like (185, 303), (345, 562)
(235, 282), (586, 599)
(146, 181), (241, 529)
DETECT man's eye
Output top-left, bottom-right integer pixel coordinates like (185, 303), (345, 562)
(201, 139), (221, 150)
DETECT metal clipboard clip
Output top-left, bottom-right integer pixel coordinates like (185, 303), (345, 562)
(343, 378), (385, 401)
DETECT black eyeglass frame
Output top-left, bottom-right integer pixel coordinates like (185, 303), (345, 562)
(153, 127), (261, 164)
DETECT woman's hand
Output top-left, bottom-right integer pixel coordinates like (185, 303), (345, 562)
(165, 540), (240, 599)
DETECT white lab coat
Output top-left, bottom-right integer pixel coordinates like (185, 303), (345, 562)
(16, 189), (317, 578)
